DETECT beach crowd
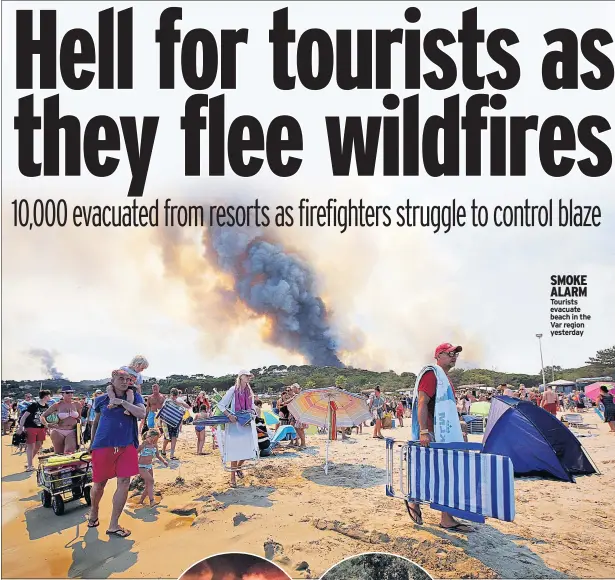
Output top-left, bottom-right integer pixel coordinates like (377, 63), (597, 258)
(3, 348), (614, 539)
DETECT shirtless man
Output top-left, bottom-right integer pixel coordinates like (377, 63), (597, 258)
(141, 384), (165, 435)
(541, 386), (558, 415)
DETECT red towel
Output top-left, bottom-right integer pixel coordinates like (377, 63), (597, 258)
(329, 402), (338, 440)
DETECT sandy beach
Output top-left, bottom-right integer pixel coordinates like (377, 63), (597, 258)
(2, 412), (614, 579)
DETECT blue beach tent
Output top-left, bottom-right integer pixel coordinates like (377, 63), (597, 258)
(482, 396), (597, 482)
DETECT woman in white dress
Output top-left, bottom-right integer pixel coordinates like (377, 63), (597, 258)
(217, 371), (259, 487)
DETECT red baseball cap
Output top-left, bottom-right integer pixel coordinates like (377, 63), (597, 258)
(434, 343), (463, 357)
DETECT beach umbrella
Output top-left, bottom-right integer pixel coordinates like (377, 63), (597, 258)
(470, 401), (491, 417)
(288, 387), (371, 474)
(263, 410), (279, 425)
(584, 382), (615, 403)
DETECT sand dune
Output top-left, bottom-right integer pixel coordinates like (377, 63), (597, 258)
(2, 412), (614, 579)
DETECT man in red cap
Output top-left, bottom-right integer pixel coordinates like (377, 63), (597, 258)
(406, 343), (473, 532)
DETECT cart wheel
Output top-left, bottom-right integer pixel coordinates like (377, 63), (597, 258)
(41, 490), (52, 508)
(52, 495), (65, 515)
(84, 486), (92, 506)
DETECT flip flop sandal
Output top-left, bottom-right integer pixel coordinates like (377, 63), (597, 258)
(170, 456), (179, 460)
(236, 471), (244, 479)
(106, 528), (131, 538)
(439, 523), (474, 533)
(405, 501), (423, 525)
(87, 518), (100, 528)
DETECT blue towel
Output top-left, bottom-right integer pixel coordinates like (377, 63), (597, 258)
(272, 425), (297, 443)
(193, 411), (253, 427)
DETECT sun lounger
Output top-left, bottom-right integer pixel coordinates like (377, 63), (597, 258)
(561, 413), (595, 429)
(385, 439), (515, 523)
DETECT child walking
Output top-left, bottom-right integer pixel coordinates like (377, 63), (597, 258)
(137, 429), (168, 505)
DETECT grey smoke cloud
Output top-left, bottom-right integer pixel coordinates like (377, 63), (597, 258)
(28, 348), (66, 379)
(206, 224), (344, 368)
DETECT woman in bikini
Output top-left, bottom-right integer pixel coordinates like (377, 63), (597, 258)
(194, 405), (211, 454)
(42, 385), (82, 454)
(137, 429), (168, 505)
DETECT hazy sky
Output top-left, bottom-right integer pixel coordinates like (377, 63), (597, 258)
(2, 2), (614, 381)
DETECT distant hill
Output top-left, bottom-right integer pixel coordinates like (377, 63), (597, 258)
(2, 361), (613, 398)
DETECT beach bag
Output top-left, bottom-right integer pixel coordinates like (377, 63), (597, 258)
(12, 431), (26, 446)
(157, 400), (184, 428)
(45, 412), (59, 424)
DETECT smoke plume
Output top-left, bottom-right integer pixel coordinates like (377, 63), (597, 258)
(28, 348), (66, 379)
(204, 224), (344, 368)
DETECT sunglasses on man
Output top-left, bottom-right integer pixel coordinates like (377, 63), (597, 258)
(443, 351), (460, 357)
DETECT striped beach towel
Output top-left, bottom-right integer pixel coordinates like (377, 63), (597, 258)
(157, 400), (185, 428)
(406, 444), (515, 522)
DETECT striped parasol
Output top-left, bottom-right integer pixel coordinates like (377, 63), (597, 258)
(287, 387), (371, 429)
(288, 387), (371, 474)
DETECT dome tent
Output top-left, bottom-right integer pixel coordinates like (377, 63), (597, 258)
(482, 396), (597, 482)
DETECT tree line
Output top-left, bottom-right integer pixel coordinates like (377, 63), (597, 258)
(2, 346), (613, 398)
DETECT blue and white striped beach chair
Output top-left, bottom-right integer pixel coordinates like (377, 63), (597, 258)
(157, 400), (185, 428)
(385, 439), (515, 524)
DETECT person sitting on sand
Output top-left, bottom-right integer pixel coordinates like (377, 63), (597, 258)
(194, 405), (211, 455)
(254, 399), (263, 419)
(137, 429), (168, 505)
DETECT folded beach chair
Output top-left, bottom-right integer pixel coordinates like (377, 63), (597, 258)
(462, 415), (485, 435)
(157, 400), (186, 428)
(385, 439), (515, 524)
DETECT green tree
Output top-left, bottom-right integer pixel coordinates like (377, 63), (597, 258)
(586, 346), (615, 370)
(335, 375), (348, 388)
